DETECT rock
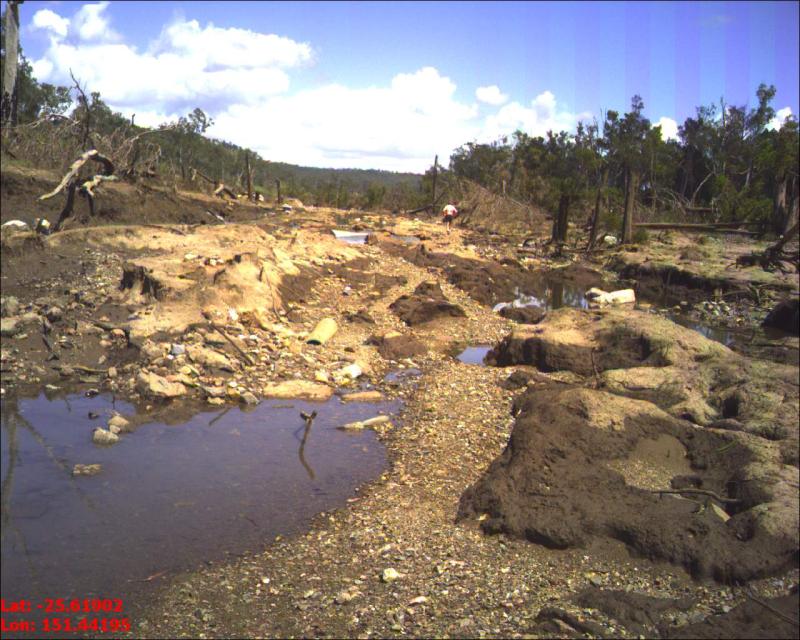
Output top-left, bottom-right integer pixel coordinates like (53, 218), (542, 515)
(107, 366), (118, 379)
(1, 297), (19, 318)
(602, 234), (617, 246)
(170, 343), (186, 356)
(187, 345), (234, 371)
(337, 363), (362, 380)
(72, 463), (102, 477)
(92, 428), (119, 445)
(240, 391), (259, 405)
(381, 568), (400, 583)
(314, 370), (330, 383)
(136, 371), (187, 399)
(141, 340), (167, 360)
(762, 298), (799, 336)
(335, 590), (358, 604)
(45, 306), (63, 322)
(262, 380), (333, 400)
(340, 391), (384, 403)
(108, 415), (131, 433)
(0, 318), (20, 337)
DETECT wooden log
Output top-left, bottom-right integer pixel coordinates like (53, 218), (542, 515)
(634, 223), (757, 236)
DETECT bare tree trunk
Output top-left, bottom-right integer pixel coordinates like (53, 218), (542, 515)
(245, 151), (254, 202)
(622, 168), (638, 243)
(275, 178), (282, 204)
(785, 177), (799, 236)
(431, 155), (438, 212)
(587, 165), (608, 250)
(772, 173), (788, 235)
(552, 193), (570, 245)
(1, 1), (21, 127)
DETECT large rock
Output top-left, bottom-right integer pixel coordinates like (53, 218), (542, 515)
(762, 298), (799, 335)
(136, 371), (187, 399)
(262, 380), (333, 400)
(458, 386), (799, 583)
(187, 345), (234, 371)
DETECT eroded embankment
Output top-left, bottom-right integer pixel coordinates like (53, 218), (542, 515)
(460, 307), (799, 583)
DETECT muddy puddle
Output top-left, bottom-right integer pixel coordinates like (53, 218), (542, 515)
(492, 278), (590, 313)
(491, 273), (753, 350)
(456, 346), (492, 366)
(1, 392), (398, 634)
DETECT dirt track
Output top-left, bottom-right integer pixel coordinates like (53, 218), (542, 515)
(1, 165), (799, 639)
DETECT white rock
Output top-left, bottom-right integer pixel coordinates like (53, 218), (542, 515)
(381, 568), (400, 583)
(92, 428), (119, 445)
(1, 220), (30, 231)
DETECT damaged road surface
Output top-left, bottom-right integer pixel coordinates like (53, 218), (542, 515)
(1, 196), (798, 639)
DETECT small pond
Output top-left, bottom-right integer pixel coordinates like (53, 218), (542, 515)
(1, 392), (398, 634)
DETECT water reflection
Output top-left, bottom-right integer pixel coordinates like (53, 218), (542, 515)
(1, 392), (397, 634)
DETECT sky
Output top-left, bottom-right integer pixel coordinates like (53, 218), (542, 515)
(9, 0), (800, 173)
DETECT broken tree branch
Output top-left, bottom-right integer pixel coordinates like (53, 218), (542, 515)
(39, 150), (114, 201)
(209, 321), (256, 366)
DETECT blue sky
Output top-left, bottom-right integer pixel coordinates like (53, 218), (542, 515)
(11, 1), (800, 172)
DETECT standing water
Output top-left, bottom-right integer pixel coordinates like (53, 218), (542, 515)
(1, 392), (398, 636)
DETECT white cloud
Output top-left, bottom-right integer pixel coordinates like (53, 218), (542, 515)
(31, 9), (70, 39)
(476, 85), (508, 106)
(30, 10), (311, 115)
(72, 2), (120, 42)
(210, 68), (480, 172)
(26, 7), (593, 171)
(655, 116), (679, 141)
(479, 91), (591, 142)
(768, 106), (794, 130)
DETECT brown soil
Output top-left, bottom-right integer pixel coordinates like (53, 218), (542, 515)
(2, 164), (798, 639)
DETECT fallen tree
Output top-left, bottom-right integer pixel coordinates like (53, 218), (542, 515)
(39, 149), (117, 232)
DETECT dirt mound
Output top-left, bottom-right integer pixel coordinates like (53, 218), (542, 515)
(573, 588), (692, 637)
(389, 281), (466, 325)
(487, 308), (800, 448)
(458, 385), (799, 582)
(497, 305), (546, 324)
(664, 590), (799, 639)
(366, 330), (427, 360)
(1, 165), (265, 230)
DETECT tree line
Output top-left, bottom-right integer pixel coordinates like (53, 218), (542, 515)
(2, 3), (797, 234)
(445, 89), (798, 246)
